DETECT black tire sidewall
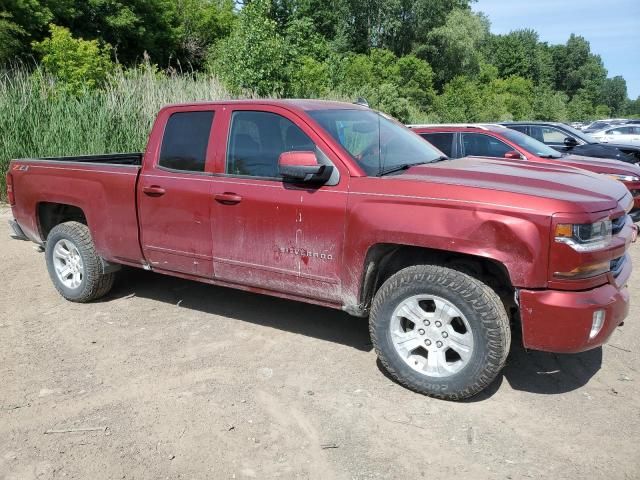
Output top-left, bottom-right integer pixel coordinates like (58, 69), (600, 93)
(45, 228), (90, 301)
(371, 269), (499, 399)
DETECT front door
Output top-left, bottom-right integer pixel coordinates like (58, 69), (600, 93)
(138, 108), (218, 277)
(211, 108), (348, 302)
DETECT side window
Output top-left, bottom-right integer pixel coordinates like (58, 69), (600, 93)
(541, 127), (567, 144)
(609, 128), (624, 135)
(420, 133), (455, 157)
(510, 125), (529, 135)
(159, 111), (214, 172)
(461, 133), (512, 158)
(528, 126), (544, 142)
(227, 111), (315, 178)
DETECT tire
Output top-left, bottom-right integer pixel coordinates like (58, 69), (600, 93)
(45, 221), (115, 303)
(369, 264), (510, 401)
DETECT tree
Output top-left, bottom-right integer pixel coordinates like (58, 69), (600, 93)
(488, 29), (553, 86)
(32, 24), (114, 94)
(531, 85), (568, 121)
(174, 0), (235, 68)
(599, 76), (628, 116)
(551, 34), (607, 99)
(208, 0), (288, 95)
(418, 9), (490, 89)
(0, 11), (24, 64)
(628, 96), (640, 117)
(434, 76), (485, 122)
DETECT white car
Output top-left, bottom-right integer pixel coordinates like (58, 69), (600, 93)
(591, 125), (640, 146)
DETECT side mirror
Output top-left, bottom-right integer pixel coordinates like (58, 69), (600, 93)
(278, 151), (333, 184)
(504, 151), (523, 160)
(564, 136), (578, 147)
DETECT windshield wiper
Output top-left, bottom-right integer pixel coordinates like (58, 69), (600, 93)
(379, 157), (448, 176)
(538, 154), (562, 159)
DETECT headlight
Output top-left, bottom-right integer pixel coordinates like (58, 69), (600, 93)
(607, 173), (640, 182)
(555, 219), (612, 252)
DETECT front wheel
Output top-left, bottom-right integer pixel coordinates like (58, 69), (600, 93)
(45, 221), (115, 303)
(370, 265), (510, 400)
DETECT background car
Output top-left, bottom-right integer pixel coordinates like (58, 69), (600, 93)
(501, 121), (640, 164)
(582, 119), (629, 133)
(409, 123), (640, 221)
(591, 125), (640, 146)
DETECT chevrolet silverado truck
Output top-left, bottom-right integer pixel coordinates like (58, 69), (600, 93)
(6, 100), (636, 400)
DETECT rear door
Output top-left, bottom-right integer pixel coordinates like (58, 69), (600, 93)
(137, 107), (220, 277)
(210, 106), (349, 301)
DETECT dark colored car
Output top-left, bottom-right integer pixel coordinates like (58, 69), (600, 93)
(410, 123), (640, 222)
(500, 121), (640, 164)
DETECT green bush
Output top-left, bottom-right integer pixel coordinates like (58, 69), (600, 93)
(32, 24), (114, 95)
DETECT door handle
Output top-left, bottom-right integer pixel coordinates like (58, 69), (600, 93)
(214, 192), (242, 205)
(142, 185), (166, 196)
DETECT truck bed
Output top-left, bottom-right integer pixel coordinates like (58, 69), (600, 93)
(9, 153), (144, 265)
(17, 153), (143, 166)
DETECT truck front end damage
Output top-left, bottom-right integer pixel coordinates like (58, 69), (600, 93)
(519, 196), (636, 353)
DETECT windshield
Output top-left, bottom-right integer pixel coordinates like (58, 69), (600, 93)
(561, 124), (596, 143)
(500, 129), (562, 158)
(308, 109), (444, 176)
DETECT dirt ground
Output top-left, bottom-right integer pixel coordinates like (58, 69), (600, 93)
(1, 205), (639, 480)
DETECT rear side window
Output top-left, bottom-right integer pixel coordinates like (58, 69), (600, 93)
(461, 133), (512, 158)
(159, 111), (214, 172)
(420, 132), (454, 157)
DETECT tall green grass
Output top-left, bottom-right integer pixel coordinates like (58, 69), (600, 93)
(0, 66), (237, 200)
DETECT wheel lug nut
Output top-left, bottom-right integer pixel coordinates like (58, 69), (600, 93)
(435, 321), (442, 327)
(425, 339), (431, 346)
(442, 332), (448, 338)
(418, 329), (425, 335)
(436, 341), (443, 348)
(423, 320), (430, 326)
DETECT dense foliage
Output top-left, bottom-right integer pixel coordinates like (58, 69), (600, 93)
(1, 0), (636, 123)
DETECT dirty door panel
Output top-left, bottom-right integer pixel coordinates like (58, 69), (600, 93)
(138, 110), (217, 277)
(212, 109), (347, 301)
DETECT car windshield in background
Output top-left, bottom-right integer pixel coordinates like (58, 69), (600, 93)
(308, 109), (443, 176)
(500, 129), (562, 158)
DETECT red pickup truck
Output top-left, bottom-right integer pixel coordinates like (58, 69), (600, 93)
(6, 100), (636, 400)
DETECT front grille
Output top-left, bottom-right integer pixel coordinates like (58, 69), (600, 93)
(611, 215), (626, 235)
(611, 256), (626, 277)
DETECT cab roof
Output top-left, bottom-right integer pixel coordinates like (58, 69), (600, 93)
(162, 99), (369, 113)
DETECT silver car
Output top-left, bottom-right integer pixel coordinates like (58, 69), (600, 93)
(591, 125), (640, 146)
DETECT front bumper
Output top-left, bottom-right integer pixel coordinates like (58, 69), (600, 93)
(519, 256), (631, 353)
(8, 219), (29, 241)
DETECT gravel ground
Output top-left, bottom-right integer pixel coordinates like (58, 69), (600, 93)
(1, 205), (639, 479)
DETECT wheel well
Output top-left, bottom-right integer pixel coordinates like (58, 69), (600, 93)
(38, 202), (87, 241)
(359, 244), (515, 314)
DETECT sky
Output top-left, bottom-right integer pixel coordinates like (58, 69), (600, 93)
(472, 0), (640, 99)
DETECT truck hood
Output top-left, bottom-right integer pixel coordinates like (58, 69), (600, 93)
(555, 154), (640, 176)
(399, 156), (629, 211)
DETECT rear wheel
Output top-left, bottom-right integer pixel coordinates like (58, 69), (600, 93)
(370, 264), (510, 400)
(45, 221), (115, 302)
